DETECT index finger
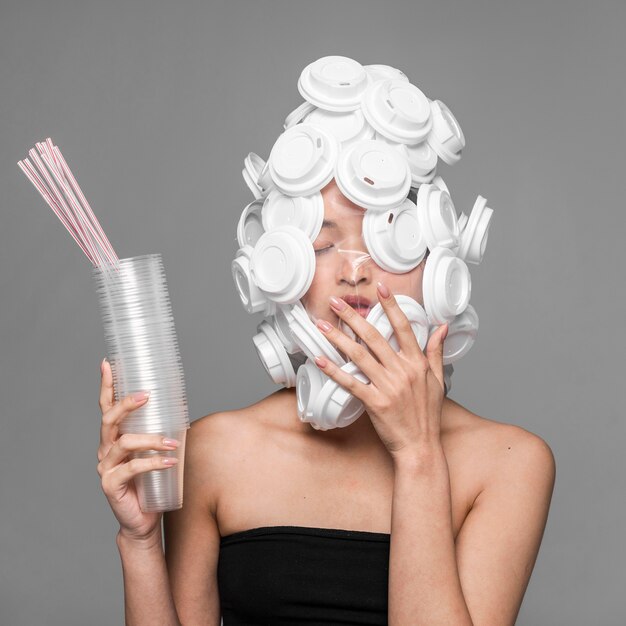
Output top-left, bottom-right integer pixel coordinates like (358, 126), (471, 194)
(99, 358), (115, 413)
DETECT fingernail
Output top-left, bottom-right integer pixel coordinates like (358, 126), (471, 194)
(162, 457), (179, 465)
(315, 356), (328, 368)
(329, 296), (346, 311)
(377, 281), (390, 298)
(316, 319), (332, 333)
(132, 391), (150, 403)
(163, 438), (180, 448)
(101, 357), (107, 372)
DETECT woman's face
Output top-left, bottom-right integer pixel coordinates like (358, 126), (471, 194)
(301, 178), (427, 328)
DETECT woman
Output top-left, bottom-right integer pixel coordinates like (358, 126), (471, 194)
(97, 60), (556, 625)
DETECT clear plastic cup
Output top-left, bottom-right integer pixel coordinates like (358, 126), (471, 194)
(93, 254), (191, 512)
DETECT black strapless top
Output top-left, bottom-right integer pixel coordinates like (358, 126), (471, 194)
(218, 525), (391, 625)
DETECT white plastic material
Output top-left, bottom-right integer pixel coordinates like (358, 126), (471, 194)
(242, 153), (267, 199)
(261, 188), (324, 241)
(374, 132), (438, 185)
(422, 246), (471, 325)
(284, 101), (317, 129)
(296, 359), (328, 423)
(362, 198), (428, 273)
(272, 305), (303, 354)
(236, 200), (265, 248)
(361, 79), (432, 145)
(364, 64), (409, 84)
(304, 107), (375, 147)
(232, 245), (272, 314)
(456, 195), (493, 265)
(268, 124), (339, 197)
(426, 99), (465, 165)
(257, 159), (276, 197)
(298, 56), (370, 112)
(428, 304), (479, 365)
(416, 183), (461, 250)
(288, 302), (346, 366)
(253, 320), (297, 387)
(249, 226), (316, 304)
(334, 139), (412, 211)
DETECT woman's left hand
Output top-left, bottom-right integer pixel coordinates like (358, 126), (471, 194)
(314, 281), (449, 463)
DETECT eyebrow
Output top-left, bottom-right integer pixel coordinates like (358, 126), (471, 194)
(321, 219), (338, 229)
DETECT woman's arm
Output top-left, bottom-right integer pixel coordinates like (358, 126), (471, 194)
(117, 529), (181, 626)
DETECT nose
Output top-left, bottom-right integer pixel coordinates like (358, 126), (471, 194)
(336, 248), (372, 287)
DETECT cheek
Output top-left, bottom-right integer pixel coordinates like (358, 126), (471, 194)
(301, 265), (336, 319)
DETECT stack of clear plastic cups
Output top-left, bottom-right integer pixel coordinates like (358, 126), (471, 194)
(92, 254), (190, 512)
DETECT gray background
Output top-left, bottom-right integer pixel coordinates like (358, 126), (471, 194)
(1, 0), (624, 624)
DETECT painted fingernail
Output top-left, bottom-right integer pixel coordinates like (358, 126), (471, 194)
(132, 391), (150, 403)
(163, 438), (180, 448)
(162, 457), (179, 465)
(377, 281), (390, 298)
(316, 319), (332, 333)
(314, 356), (328, 368)
(329, 296), (347, 311)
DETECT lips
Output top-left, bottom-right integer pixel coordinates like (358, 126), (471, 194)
(342, 294), (372, 318)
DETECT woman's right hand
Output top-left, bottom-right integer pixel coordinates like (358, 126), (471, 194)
(96, 358), (180, 544)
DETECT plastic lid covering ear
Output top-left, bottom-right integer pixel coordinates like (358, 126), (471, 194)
(268, 124), (339, 197)
(249, 226), (316, 304)
(261, 189), (324, 241)
(298, 55), (370, 112)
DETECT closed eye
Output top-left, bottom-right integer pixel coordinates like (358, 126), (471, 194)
(314, 245), (334, 255)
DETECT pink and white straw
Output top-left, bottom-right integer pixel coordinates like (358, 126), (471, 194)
(18, 138), (120, 274)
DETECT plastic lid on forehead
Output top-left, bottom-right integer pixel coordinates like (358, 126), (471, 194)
(364, 64), (409, 83)
(268, 124), (339, 197)
(261, 189), (324, 241)
(429, 304), (479, 365)
(249, 226), (316, 304)
(231, 246), (271, 314)
(373, 132), (438, 185)
(456, 195), (493, 265)
(422, 246), (471, 325)
(362, 198), (428, 273)
(334, 139), (412, 211)
(366, 295), (430, 352)
(303, 108), (375, 147)
(253, 320), (297, 387)
(416, 183), (461, 250)
(298, 56), (370, 112)
(287, 302), (346, 366)
(284, 101), (317, 130)
(361, 79), (433, 145)
(426, 99), (465, 165)
(237, 200), (265, 248)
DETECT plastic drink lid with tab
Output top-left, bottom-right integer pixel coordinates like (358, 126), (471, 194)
(426, 99), (465, 165)
(268, 123), (339, 197)
(416, 183), (461, 250)
(296, 359), (328, 422)
(284, 101), (317, 130)
(422, 246), (471, 325)
(303, 107), (375, 147)
(237, 199), (265, 248)
(456, 195), (493, 265)
(253, 320), (297, 387)
(261, 188), (324, 241)
(364, 64), (409, 83)
(249, 226), (316, 304)
(232, 246), (271, 314)
(298, 55), (370, 112)
(272, 305), (303, 354)
(362, 198), (428, 273)
(288, 302), (346, 366)
(334, 138), (412, 211)
(242, 168), (263, 200)
(373, 132), (438, 185)
(361, 79), (433, 145)
(432, 303), (479, 365)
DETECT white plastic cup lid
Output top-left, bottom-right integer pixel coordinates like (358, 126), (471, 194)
(422, 246), (471, 325)
(303, 107), (375, 147)
(458, 212), (468, 232)
(296, 358), (329, 422)
(431, 174), (451, 196)
(242, 168), (263, 200)
(257, 158), (276, 196)
(362, 198), (428, 273)
(428, 304), (478, 365)
(361, 79), (433, 145)
(268, 123), (339, 197)
(232, 246), (271, 314)
(334, 139), (412, 211)
(416, 183), (461, 250)
(253, 320), (297, 387)
(236, 200), (265, 248)
(272, 304), (304, 354)
(426, 99), (465, 165)
(288, 302), (346, 366)
(249, 226), (316, 304)
(373, 132), (437, 185)
(364, 64), (409, 84)
(261, 188), (324, 241)
(298, 55), (370, 112)
(284, 101), (317, 130)
(456, 195), (493, 265)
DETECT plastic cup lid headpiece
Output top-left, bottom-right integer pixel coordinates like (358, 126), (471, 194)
(456, 195), (493, 265)
(249, 225), (316, 304)
(232, 245), (272, 314)
(303, 107), (376, 148)
(364, 64), (409, 84)
(272, 305), (303, 354)
(427, 303), (479, 365)
(268, 123), (339, 197)
(253, 320), (297, 387)
(426, 99), (465, 165)
(373, 132), (438, 185)
(298, 55), (370, 112)
(236, 200), (265, 248)
(334, 138), (412, 211)
(296, 359), (329, 424)
(361, 79), (433, 145)
(362, 198), (428, 273)
(284, 101), (317, 130)
(422, 246), (471, 325)
(242, 152), (268, 199)
(416, 183), (461, 250)
(261, 188), (324, 241)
